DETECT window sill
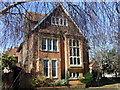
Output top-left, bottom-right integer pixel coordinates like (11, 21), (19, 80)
(46, 77), (50, 79)
(52, 77), (58, 79)
(68, 78), (80, 80)
(70, 65), (82, 67)
(40, 50), (59, 53)
(51, 24), (68, 27)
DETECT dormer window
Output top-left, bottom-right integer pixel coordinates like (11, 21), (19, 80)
(51, 16), (68, 26)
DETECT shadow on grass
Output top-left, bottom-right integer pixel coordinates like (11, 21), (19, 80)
(91, 77), (120, 87)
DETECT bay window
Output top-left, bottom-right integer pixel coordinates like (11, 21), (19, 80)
(69, 39), (81, 67)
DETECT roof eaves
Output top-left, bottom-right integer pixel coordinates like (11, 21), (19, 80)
(31, 4), (60, 31)
(59, 3), (84, 36)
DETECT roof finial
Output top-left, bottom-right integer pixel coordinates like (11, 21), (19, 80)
(57, 2), (62, 6)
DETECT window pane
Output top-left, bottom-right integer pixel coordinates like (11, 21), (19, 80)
(44, 60), (48, 77)
(70, 72), (72, 77)
(77, 58), (80, 64)
(69, 40), (72, 46)
(70, 48), (72, 56)
(52, 60), (56, 77)
(76, 72), (79, 77)
(53, 40), (57, 51)
(73, 72), (75, 77)
(77, 48), (79, 56)
(73, 40), (75, 46)
(56, 18), (59, 25)
(74, 58), (76, 64)
(42, 39), (46, 51)
(48, 39), (52, 51)
(70, 57), (73, 64)
(60, 18), (63, 25)
(77, 40), (79, 46)
(73, 48), (76, 56)
(52, 17), (55, 24)
(64, 19), (67, 26)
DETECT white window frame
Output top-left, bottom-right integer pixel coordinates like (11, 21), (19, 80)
(41, 38), (57, 52)
(64, 18), (68, 26)
(59, 18), (63, 26)
(51, 16), (68, 26)
(42, 38), (47, 51)
(52, 60), (57, 78)
(51, 16), (55, 25)
(53, 39), (57, 52)
(70, 72), (80, 78)
(48, 39), (53, 51)
(43, 60), (50, 78)
(69, 39), (81, 67)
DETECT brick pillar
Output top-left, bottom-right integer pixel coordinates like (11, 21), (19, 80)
(60, 35), (65, 79)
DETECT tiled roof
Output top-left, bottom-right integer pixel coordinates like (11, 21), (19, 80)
(7, 46), (19, 55)
(25, 11), (46, 22)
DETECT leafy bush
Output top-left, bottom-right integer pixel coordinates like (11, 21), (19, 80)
(78, 73), (93, 86)
(49, 79), (69, 87)
(30, 73), (52, 87)
(55, 79), (68, 86)
(1, 53), (17, 70)
(30, 72), (69, 87)
(49, 82), (56, 87)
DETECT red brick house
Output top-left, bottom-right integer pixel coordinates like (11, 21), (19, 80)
(17, 3), (89, 80)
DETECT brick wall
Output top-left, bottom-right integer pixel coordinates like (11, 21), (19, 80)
(18, 4), (89, 79)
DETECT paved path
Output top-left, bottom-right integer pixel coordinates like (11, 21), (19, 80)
(104, 73), (120, 78)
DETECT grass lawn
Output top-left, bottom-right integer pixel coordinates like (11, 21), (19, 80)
(89, 83), (120, 88)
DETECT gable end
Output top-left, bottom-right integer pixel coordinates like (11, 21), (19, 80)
(31, 3), (84, 36)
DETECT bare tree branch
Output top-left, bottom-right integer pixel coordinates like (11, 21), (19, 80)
(0, 1), (26, 14)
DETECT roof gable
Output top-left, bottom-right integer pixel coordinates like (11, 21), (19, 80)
(31, 3), (83, 35)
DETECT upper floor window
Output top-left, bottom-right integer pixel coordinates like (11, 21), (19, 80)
(69, 39), (80, 67)
(42, 38), (57, 52)
(42, 39), (46, 51)
(51, 16), (68, 26)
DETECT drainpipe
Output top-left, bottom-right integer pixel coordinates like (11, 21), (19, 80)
(36, 33), (40, 72)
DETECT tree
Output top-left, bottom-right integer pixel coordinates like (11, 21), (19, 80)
(97, 48), (120, 77)
(0, 1), (25, 14)
(1, 53), (17, 70)
(0, 1), (119, 72)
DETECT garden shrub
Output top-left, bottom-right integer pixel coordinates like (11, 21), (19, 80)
(49, 82), (56, 87)
(55, 79), (67, 86)
(29, 72), (53, 87)
(78, 73), (93, 87)
(49, 79), (69, 87)
(30, 72), (70, 87)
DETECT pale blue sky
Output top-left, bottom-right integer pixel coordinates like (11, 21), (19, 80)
(0, 2), (118, 59)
